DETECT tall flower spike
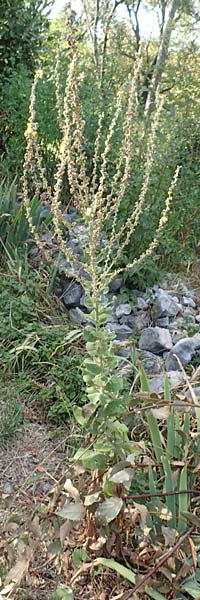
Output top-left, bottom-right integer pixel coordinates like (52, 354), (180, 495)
(104, 48), (143, 271)
(111, 165), (181, 279)
(106, 96), (163, 275)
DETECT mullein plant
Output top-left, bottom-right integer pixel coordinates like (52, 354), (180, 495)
(22, 13), (180, 536)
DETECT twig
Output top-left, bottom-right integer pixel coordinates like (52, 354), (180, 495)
(122, 525), (195, 599)
(126, 489), (199, 501)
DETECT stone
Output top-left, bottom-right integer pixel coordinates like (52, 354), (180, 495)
(107, 323), (133, 341)
(61, 280), (83, 308)
(168, 318), (185, 331)
(148, 371), (185, 394)
(139, 351), (164, 375)
(137, 297), (148, 310)
(165, 333), (200, 369)
(3, 482), (13, 494)
(180, 283), (195, 298)
(118, 362), (134, 378)
(68, 308), (88, 326)
(79, 268), (91, 281)
(171, 329), (188, 344)
(63, 208), (77, 223)
(127, 312), (151, 331)
(182, 296), (196, 308)
(41, 232), (53, 247)
(113, 340), (132, 358)
(184, 308), (196, 318)
(40, 205), (51, 221)
(109, 277), (123, 292)
(115, 303), (132, 319)
(29, 245), (39, 257)
(72, 224), (89, 243)
(139, 327), (173, 355)
(154, 292), (181, 319)
(186, 386), (200, 400)
(155, 317), (169, 328)
(196, 314), (200, 323)
(58, 260), (76, 278)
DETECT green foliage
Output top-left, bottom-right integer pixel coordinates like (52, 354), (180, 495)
(0, 395), (22, 447)
(0, 179), (41, 257)
(0, 259), (84, 429)
(0, 66), (61, 180)
(0, 0), (52, 79)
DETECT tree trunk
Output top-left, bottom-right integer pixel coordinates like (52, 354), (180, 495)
(144, 0), (179, 117)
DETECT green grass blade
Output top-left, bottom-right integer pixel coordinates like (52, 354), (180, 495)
(164, 376), (171, 402)
(183, 412), (190, 436)
(140, 365), (151, 393)
(145, 587), (167, 600)
(167, 413), (175, 459)
(95, 557), (136, 584)
(146, 410), (163, 466)
(162, 456), (176, 528)
(140, 367), (163, 468)
(148, 465), (161, 533)
(174, 413), (182, 458)
(178, 466), (188, 534)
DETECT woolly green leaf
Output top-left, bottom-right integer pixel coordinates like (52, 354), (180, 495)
(95, 497), (123, 525)
(82, 451), (108, 470)
(50, 588), (74, 600)
(72, 548), (89, 567)
(57, 502), (85, 521)
(83, 361), (102, 375)
(84, 492), (101, 507)
(109, 468), (135, 486)
(72, 406), (87, 426)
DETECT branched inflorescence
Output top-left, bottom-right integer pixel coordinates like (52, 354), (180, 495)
(23, 10), (180, 298)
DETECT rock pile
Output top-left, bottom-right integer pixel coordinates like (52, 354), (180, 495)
(32, 206), (200, 393)
(60, 266), (200, 393)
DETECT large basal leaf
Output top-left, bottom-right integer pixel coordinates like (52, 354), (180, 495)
(57, 502), (85, 521)
(95, 497), (123, 525)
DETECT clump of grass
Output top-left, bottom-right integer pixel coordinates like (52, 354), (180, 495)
(0, 257), (84, 438)
(0, 395), (22, 447)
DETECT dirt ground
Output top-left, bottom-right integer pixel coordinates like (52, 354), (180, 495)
(0, 422), (129, 599)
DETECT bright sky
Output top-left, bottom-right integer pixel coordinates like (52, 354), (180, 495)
(50, 0), (160, 38)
